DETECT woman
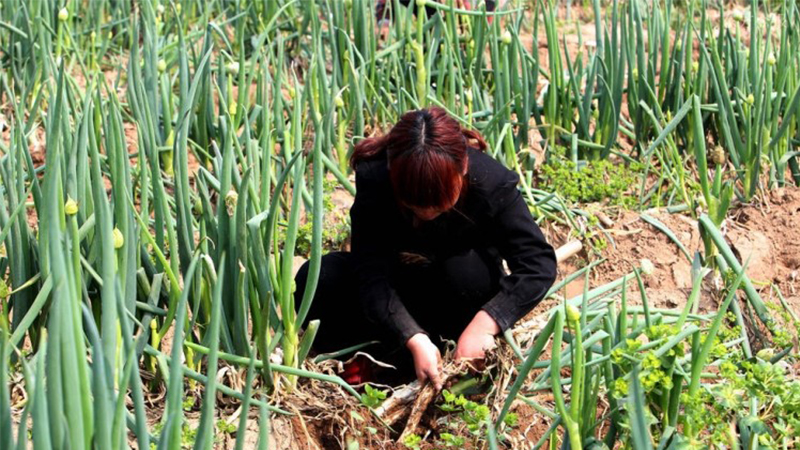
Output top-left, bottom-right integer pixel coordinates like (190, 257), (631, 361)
(295, 107), (557, 389)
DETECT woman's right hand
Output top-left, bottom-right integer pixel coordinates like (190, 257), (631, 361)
(406, 333), (443, 390)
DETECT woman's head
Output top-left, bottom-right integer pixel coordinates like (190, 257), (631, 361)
(351, 107), (487, 220)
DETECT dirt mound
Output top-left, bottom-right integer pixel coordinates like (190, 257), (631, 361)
(728, 188), (800, 293)
(564, 187), (800, 314)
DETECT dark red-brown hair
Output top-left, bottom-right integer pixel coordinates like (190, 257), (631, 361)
(351, 107), (487, 210)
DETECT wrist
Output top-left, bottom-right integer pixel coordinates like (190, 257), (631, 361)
(470, 310), (501, 335)
(406, 332), (430, 351)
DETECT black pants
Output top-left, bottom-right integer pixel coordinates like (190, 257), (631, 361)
(294, 249), (503, 361)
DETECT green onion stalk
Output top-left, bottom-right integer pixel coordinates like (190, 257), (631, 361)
(551, 307), (583, 450)
(413, 0), (428, 106)
(690, 95), (732, 265)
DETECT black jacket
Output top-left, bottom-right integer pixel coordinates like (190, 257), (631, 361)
(350, 147), (557, 344)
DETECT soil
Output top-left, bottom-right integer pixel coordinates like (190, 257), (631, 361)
(556, 187), (800, 316)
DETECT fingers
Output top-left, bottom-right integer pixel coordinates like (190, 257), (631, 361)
(425, 366), (443, 391)
(416, 366), (442, 390)
(415, 359), (443, 390)
(410, 339), (444, 390)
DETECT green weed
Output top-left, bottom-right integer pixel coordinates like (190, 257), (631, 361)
(360, 384), (387, 409)
(539, 160), (644, 207)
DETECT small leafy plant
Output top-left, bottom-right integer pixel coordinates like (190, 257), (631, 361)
(539, 160), (643, 207)
(295, 179), (351, 257)
(434, 389), (517, 447)
(439, 389), (490, 433)
(403, 433), (422, 450)
(437, 432), (466, 447)
(361, 384), (387, 409)
(216, 419), (237, 435)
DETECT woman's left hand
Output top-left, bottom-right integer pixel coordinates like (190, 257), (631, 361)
(454, 310), (500, 362)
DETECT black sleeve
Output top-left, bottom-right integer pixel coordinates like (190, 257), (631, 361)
(480, 174), (558, 331)
(350, 166), (427, 345)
